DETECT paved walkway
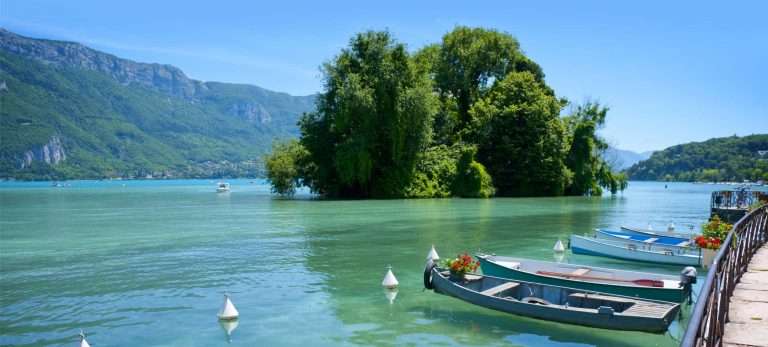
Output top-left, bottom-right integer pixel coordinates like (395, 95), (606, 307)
(723, 246), (768, 347)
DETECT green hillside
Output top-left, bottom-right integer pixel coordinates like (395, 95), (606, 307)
(0, 30), (314, 180)
(626, 135), (768, 182)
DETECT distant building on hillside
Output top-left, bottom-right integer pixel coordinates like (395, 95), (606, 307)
(757, 150), (768, 158)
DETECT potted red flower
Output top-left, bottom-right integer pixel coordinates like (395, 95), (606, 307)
(443, 252), (480, 281)
(698, 215), (733, 268)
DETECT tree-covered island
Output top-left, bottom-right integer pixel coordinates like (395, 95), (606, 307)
(266, 27), (628, 198)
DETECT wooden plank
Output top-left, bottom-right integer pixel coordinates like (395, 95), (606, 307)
(643, 237), (659, 243)
(571, 268), (590, 276)
(568, 293), (637, 304)
(481, 282), (520, 296)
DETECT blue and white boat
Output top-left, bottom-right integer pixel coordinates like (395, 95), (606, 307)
(620, 226), (697, 239)
(570, 235), (701, 266)
(595, 229), (693, 248)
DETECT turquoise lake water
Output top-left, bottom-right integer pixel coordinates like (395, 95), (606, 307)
(0, 180), (752, 346)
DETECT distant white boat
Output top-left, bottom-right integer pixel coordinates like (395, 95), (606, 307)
(216, 182), (230, 193)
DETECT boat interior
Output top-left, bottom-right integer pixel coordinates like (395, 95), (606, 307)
(439, 271), (676, 316)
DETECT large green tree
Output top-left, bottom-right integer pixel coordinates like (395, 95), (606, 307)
(298, 30), (437, 198)
(563, 101), (628, 195)
(469, 71), (567, 196)
(426, 26), (547, 134)
(264, 139), (308, 196)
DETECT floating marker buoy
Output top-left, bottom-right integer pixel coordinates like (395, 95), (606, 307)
(553, 238), (565, 253)
(382, 264), (399, 289)
(79, 329), (91, 347)
(553, 252), (564, 263)
(427, 245), (439, 261)
(668, 221), (676, 231)
(647, 223), (653, 230)
(383, 288), (398, 304)
(218, 292), (239, 320)
(219, 318), (239, 342)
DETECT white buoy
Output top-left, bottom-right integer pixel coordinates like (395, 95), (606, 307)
(383, 288), (399, 304)
(79, 330), (91, 347)
(219, 318), (239, 342)
(218, 292), (239, 320)
(668, 221), (676, 231)
(553, 252), (565, 263)
(427, 245), (439, 262)
(553, 238), (565, 253)
(647, 223), (653, 230)
(382, 264), (399, 289)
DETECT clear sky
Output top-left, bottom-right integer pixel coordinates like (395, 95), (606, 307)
(2, 0), (766, 153)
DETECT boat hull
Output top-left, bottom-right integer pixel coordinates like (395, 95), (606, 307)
(570, 235), (701, 266)
(476, 255), (685, 302)
(430, 268), (679, 332)
(620, 226), (696, 239)
(594, 229), (692, 249)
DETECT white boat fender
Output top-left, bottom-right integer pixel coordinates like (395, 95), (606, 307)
(382, 264), (399, 289)
(79, 329), (91, 347)
(427, 245), (439, 261)
(423, 261), (436, 290)
(553, 238), (565, 253)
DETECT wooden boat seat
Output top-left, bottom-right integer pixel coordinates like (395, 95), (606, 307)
(568, 293), (637, 305)
(571, 268), (590, 276)
(481, 282), (520, 296)
(643, 237), (659, 243)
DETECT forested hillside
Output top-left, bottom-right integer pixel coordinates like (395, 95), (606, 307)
(0, 29), (314, 180)
(627, 135), (768, 182)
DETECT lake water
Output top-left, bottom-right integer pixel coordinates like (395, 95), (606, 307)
(0, 180), (751, 346)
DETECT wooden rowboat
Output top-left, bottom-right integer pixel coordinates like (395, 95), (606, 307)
(476, 254), (686, 302)
(594, 229), (693, 248)
(424, 263), (681, 332)
(620, 226), (697, 239)
(570, 235), (701, 266)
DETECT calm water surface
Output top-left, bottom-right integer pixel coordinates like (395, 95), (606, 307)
(0, 180), (746, 346)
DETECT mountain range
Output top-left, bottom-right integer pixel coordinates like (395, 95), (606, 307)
(0, 29), (315, 180)
(0, 29), (662, 181)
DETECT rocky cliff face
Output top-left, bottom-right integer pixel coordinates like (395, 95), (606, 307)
(20, 134), (66, 169)
(227, 102), (272, 124)
(0, 29), (207, 99)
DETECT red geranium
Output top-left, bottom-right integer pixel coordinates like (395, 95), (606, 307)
(444, 252), (480, 277)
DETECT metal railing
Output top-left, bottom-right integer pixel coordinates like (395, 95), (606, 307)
(681, 204), (768, 346)
(710, 188), (768, 210)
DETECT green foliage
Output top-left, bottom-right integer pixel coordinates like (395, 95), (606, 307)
(627, 135), (768, 182)
(265, 139), (307, 196)
(468, 71), (566, 196)
(299, 30), (437, 198)
(452, 146), (495, 198)
(405, 145), (462, 198)
(0, 50), (314, 180)
(563, 100), (621, 196)
(429, 26), (546, 130)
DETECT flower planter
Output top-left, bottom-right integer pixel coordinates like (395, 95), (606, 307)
(701, 248), (718, 269)
(448, 273), (465, 282)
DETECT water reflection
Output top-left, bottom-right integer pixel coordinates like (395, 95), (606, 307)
(218, 319), (238, 342)
(383, 288), (398, 304)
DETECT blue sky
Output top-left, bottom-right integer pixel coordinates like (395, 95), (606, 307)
(2, 0), (766, 152)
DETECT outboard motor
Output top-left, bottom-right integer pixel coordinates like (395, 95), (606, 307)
(680, 266), (698, 304)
